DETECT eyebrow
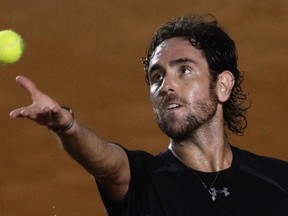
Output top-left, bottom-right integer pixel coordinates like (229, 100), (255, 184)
(148, 57), (196, 75)
(170, 57), (196, 66)
(148, 64), (162, 75)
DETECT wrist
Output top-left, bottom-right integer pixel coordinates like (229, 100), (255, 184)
(49, 106), (75, 134)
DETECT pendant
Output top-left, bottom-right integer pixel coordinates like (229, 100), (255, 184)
(208, 188), (217, 201)
(209, 187), (230, 201)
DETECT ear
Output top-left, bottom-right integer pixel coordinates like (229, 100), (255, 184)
(216, 71), (235, 103)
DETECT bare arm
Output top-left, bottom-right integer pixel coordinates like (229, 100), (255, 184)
(10, 75), (130, 202)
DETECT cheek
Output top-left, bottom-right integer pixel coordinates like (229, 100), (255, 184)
(150, 93), (163, 112)
(149, 83), (163, 106)
(150, 84), (159, 95)
(150, 95), (158, 109)
(184, 83), (210, 102)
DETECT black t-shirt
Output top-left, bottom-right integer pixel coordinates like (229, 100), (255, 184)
(97, 146), (288, 215)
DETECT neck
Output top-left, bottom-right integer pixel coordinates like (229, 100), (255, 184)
(168, 121), (233, 172)
(169, 104), (232, 172)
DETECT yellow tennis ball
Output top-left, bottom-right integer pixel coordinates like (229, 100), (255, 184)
(0, 29), (25, 64)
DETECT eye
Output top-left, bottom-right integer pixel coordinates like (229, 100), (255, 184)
(150, 71), (164, 84)
(179, 66), (191, 75)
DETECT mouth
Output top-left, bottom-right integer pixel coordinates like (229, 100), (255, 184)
(158, 94), (185, 113)
(166, 103), (182, 111)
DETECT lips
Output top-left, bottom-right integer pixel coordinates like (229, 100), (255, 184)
(158, 94), (185, 113)
(167, 103), (182, 110)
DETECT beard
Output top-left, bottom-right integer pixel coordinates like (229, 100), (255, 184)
(154, 89), (218, 142)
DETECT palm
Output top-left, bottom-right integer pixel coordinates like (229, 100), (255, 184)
(10, 75), (61, 127)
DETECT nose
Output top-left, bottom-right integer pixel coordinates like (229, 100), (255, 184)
(161, 73), (177, 94)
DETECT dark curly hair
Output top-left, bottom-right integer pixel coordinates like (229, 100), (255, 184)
(142, 14), (249, 135)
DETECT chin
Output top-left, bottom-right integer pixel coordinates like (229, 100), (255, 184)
(160, 122), (195, 141)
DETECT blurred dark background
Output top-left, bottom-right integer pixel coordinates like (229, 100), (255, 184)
(1, 1), (287, 215)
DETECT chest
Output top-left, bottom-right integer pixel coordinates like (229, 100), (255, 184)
(135, 169), (288, 216)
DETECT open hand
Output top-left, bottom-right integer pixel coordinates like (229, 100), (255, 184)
(10, 75), (73, 130)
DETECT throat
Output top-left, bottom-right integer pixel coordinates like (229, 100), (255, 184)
(169, 142), (233, 172)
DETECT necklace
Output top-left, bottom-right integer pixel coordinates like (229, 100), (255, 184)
(170, 148), (220, 201)
(190, 169), (220, 201)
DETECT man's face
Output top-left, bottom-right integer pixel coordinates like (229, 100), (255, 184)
(148, 37), (218, 141)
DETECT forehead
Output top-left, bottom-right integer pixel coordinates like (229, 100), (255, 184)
(149, 37), (206, 67)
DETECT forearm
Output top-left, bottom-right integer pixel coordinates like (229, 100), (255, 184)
(57, 119), (113, 176)
(56, 119), (130, 201)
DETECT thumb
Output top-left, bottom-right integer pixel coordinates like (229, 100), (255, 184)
(16, 75), (39, 98)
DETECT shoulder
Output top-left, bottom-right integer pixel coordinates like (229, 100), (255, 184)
(232, 145), (288, 178)
(125, 149), (158, 164)
(234, 146), (288, 167)
(123, 148), (184, 176)
(123, 148), (164, 172)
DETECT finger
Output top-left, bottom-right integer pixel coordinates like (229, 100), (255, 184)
(42, 106), (52, 116)
(40, 106), (63, 126)
(51, 107), (64, 122)
(10, 107), (33, 119)
(46, 107), (66, 128)
(51, 107), (73, 127)
(10, 107), (25, 118)
(34, 106), (52, 126)
(42, 106), (53, 123)
(15, 75), (39, 97)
